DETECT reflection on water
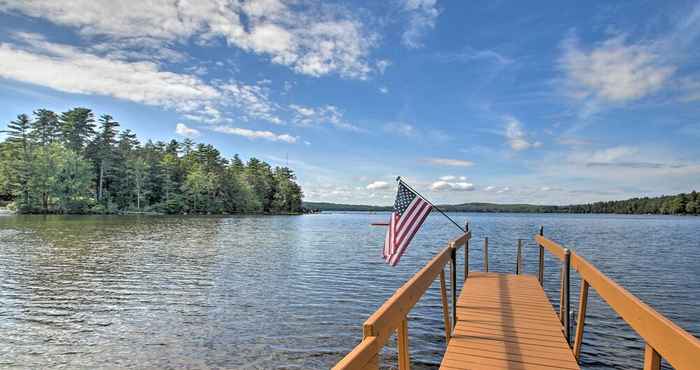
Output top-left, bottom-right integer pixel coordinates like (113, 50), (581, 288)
(0, 213), (698, 369)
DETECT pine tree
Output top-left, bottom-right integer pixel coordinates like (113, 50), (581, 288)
(59, 108), (95, 153)
(4, 114), (34, 210)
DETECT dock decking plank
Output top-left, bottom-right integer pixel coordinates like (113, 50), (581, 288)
(440, 272), (580, 370)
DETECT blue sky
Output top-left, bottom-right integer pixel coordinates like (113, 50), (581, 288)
(1, 0), (700, 205)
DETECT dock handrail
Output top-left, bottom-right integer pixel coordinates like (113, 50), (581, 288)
(333, 230), (471, 370)
(535, 232), (700, 370)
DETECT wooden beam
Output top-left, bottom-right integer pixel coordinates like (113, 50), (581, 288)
(364, 246), (452, 346)
(440, 269), (452, 343)
(397, 319), (410, 370)
(573, 280), (589, 361)
(571, 252), (700, 370)
(332, 336), (379, 370)
(483, 237), (489, 273)
(643, 343), (661, 370)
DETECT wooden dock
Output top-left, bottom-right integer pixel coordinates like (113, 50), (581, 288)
(442, 272), (578, 370)
(333, 227), (700, 370)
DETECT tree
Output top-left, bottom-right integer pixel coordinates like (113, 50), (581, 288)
(91, 114), (120, 202)
(1, 106), (305, 215)
(126, 158), (149, 210)
(31, 109), (60, 146)
(4, 114), (34, 210)
(53, 147), (94, 213)
(59, 108), (95, 153)
(31, 109), (60, 210)
(183, 163), (208, 212)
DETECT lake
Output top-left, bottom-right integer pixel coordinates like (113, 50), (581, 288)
(0, 212), (698, 369)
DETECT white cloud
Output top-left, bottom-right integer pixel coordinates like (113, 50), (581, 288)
(431, 180), (474, 192)
(0, 0), (378, 78)
(483, 186), (495, 192)
(504, 116), (541, 151)
(366, 181), (390, 190)
(379, 86), (389, 94)
(384, 122), (416, 137)
(438, 46), (513, 66)
(439, 175), (467, 181)
(401, 0), (439, 48)
(560, 34), (674, 103)
(376, 59), (391, 74)
(424, 158), (474, 167)
(220, 82), (281, 124)
(212, 126), (297, 143)
(175, 123), (200, 138)
(0, 34), (220, 119)
(289, 104), (362, 131)
(497, 186), (510, 193)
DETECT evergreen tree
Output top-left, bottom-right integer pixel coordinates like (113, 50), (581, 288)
(3, 114), (34, 210)
(59, 108), (95, 153)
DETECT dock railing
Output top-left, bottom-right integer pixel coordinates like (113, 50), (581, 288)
(332, 228), (471, 370)
(535, 228), (700, 370)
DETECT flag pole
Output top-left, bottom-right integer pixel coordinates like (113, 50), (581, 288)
(396, 177), (466, 233)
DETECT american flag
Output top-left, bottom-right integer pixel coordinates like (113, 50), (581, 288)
(383, 181), (433, 266)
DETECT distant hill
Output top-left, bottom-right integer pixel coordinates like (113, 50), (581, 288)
(304, 191), (699, 215)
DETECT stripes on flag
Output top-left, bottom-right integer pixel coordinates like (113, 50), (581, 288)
(383, 181), (433, 266)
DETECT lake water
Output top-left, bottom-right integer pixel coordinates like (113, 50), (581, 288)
(0, 212), (698, 369)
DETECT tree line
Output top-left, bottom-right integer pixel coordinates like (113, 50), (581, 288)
(305, 191), (700, 215)
(0, 108), (303, 214)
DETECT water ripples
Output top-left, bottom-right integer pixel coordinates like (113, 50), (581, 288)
(0, 213), (698, 369)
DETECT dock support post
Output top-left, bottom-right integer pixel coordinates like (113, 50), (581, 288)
(450, 246), (457, 332)
(573, 280), (589, 361)
(464, 222), (469, 281)
(397, 318), (410, 370)
(564, 248), (571, 346)
(643, 343), (661, 370)
(439, 269), (451, 343)
(516, 239), (523, 275)
(538, 226), (544, 285)
(483, 237), (489, 273)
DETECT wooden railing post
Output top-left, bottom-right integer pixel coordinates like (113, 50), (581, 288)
(564, 249), (571, 346)
(450, 246), (457, 329)
(464, 222), (469, 281)
(538, 226), (544, 285)
(643, 343), (662, 370)
(516, 239), (523, 275)
(573, 280), (589, 361)
(483, 237), (489, 272)
(397, 319), (410, 370)
(439, 269), (451, 343)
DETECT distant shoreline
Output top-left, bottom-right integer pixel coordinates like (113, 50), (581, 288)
(304, 190), (700, 216)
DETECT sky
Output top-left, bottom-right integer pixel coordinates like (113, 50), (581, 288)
(1, 0), (700, 206)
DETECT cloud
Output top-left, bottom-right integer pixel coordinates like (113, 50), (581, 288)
(424, 158), (474, 167)
(559, 34), (674, 104)
(439, 175), (467, 181)
(219, 82), (281, 124)
(379, 86), (389, 94)
(401, 0), (439, 48)
(504, 116), (541, 151)
(437, 46), (513, 66)
(212, 126), (297, 143)
(175, 123), (200, 138)
(289, 104), (362, 131)
(0, 0), (378, 78)
(376, 60), (392, 74)
(0, 34), (220, 120)
(431, 180), (474, 192)
(366, 181), (391, 190)
(383, 122), (416, 137)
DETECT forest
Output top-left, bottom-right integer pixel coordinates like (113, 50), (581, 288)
(305, 191), (700, 215)
(0, 108), (303, 214)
